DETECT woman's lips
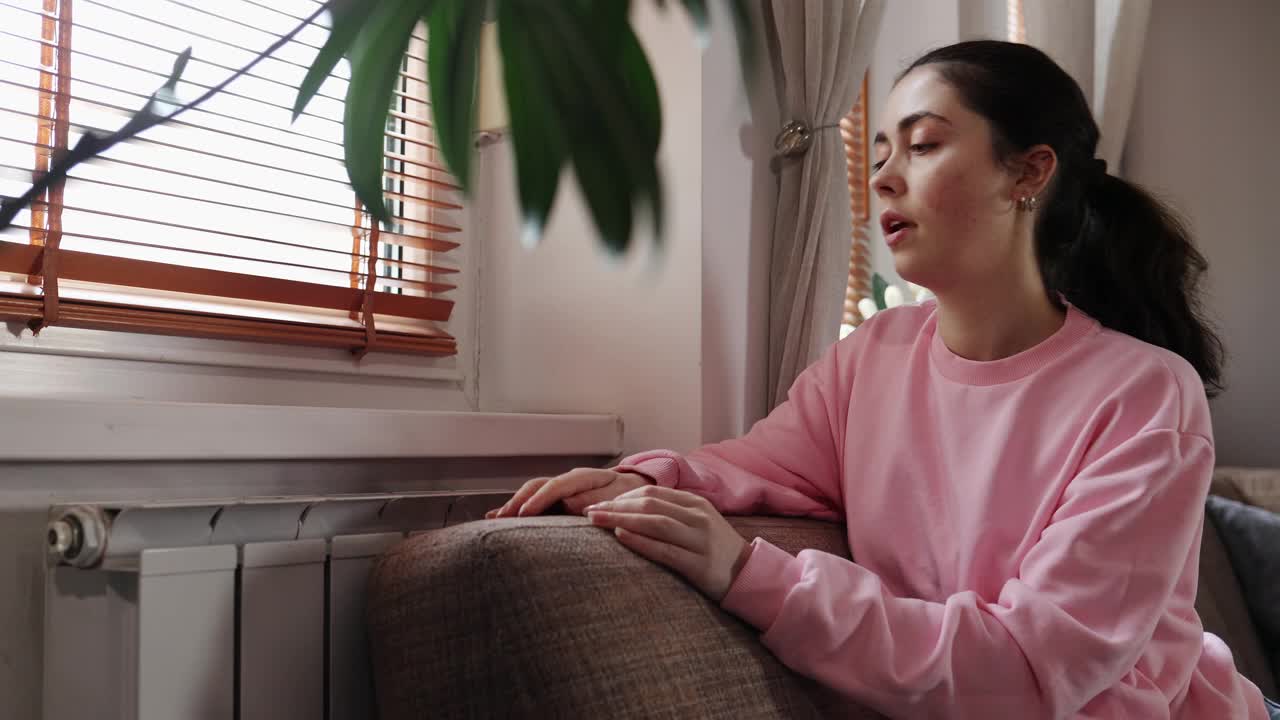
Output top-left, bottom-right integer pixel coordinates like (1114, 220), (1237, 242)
(879, 210), (915, 249)
(886, 225), (912, 248)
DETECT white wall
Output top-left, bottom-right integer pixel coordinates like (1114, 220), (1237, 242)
(958, 0), (1009, 42)
(1123, 0), (1280, 466)
(474, 125), (702, 456)
(477, 2), (756, 454)
(700, 2), (778, 438)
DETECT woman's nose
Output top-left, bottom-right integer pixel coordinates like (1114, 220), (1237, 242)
(873, 166), (905, 198)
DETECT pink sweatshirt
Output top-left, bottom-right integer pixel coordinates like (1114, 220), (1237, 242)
(617, 301), (1267, 719)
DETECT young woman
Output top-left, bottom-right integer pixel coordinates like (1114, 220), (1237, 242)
(487, 41), (1277, 719)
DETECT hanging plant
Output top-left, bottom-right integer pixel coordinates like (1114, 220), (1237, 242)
(0, 0), (756, 257)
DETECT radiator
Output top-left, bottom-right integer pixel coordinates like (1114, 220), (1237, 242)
(42, 490), (514, 720)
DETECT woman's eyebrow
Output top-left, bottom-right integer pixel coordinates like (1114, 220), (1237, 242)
(873, 111), (953, 145)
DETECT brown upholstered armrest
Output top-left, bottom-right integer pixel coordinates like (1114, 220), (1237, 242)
(726, 515), (852, 559)
(367, 515), (880, 720)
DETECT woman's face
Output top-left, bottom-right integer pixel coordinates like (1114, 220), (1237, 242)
(871, 67), (1022, 292)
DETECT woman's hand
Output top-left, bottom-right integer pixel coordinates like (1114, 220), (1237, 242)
(584, 484), (751, 602)
(486, 467), (653, 519)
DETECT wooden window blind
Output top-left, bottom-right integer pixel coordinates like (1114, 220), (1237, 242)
(841, 71), (871, 330)
(0, 0), (461, 357)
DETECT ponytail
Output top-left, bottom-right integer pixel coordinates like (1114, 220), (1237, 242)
(1039, 171), (1225, 396)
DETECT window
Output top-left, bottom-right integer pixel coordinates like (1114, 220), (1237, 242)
(0, 0), (463, 357)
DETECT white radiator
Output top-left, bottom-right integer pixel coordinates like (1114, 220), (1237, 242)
(41, 490), (514, 720)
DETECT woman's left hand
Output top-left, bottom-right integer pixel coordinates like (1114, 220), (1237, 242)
(585, 485), (751, 602)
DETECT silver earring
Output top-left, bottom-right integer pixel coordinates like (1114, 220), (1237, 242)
(1017, 195), (1040, 212)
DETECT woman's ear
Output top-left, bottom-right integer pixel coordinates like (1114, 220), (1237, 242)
(1013, 144), (1057, 200)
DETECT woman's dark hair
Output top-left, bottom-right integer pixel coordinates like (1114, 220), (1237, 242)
(900, 40), (1225, 396)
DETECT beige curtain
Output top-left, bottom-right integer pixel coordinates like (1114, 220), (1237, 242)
(1022, 0), (1152, 172)
(765, 0), (884, 410)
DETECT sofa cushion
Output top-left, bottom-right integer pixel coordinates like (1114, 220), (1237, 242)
(1197, 502), (1278, 698)
(367, 516), (882, 720)
(1205, 496), (1280, 686)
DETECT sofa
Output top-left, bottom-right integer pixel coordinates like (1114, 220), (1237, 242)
(366, 468), (1280, 718)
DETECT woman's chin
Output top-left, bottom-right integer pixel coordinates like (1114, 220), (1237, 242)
(891, 256), (943, 292)
(890, 249), (925, 280)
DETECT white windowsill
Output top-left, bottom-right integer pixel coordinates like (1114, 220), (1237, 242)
(0, 397), (624, 462)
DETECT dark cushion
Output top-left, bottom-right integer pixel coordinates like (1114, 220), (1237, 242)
(1205, 495), (1280, 691)
(1197, 502), (1278, 697)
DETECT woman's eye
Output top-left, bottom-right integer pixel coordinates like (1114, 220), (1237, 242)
(871, 143), (936, 173)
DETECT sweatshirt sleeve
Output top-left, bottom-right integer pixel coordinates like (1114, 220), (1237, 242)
(613, 340), (851, 520)
(719, 428), (1215, 719)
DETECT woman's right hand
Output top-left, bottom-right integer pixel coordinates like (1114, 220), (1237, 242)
(485, 467), (654, 519)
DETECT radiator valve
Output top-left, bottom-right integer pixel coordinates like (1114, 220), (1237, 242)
(47, 505), (107, 568)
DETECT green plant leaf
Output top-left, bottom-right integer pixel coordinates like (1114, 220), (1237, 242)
(427, 0), (484, 194)
(672, 1), (756, 77)
(496, 1), (567, 246)
(872, 272), (888, 310)
(579, 0), (663, 247)
(292, 0), (369, 121)
(725, 0), (757, 81)
(612, 8), (664, 242)
(529, 1), (663, 253)
(571, 141), (633, 255)
(344, 0), (424, 225)
(680, 0), (709, 34)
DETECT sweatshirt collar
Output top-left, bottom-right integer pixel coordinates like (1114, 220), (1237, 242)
(927, 301), (1100, 385)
